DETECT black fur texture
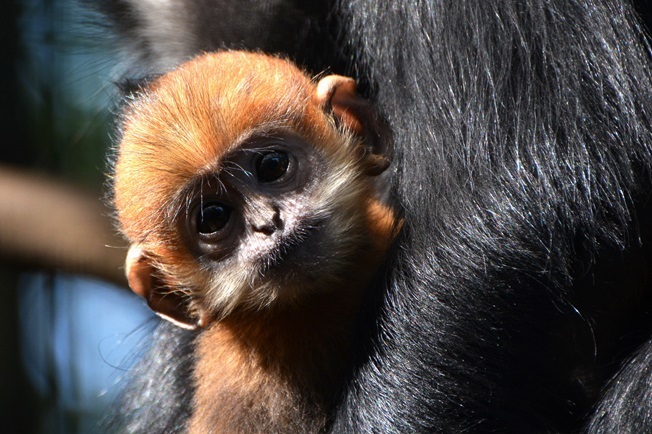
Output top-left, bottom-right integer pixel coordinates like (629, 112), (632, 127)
(333, 0), (652, 432)
(587, 337), (652, 432)
(91, 0), (346, 78)
(105, 321), (197, 433)
(100, 0), (652, 432)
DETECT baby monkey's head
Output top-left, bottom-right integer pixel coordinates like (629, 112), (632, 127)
(113, 51), (398, 329)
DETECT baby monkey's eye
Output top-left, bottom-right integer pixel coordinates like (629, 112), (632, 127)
(255, 151), (290, 183)
(197, 202), (231, 234)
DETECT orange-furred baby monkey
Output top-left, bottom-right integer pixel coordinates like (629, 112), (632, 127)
(113, 51), (400, 433)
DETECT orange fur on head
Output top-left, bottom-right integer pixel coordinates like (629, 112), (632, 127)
(115, 53), (327, 310)
(112, 51), (401, 432)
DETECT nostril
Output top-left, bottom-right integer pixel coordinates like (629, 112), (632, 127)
(272, 206), (284, 231)
(252, 222), (276, 236)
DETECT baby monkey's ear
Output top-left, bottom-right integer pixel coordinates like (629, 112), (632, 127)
(126, 243), (209, 330)
(315, 75), (392, 176)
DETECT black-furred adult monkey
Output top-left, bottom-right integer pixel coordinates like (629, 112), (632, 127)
(98, 0), (652, 432)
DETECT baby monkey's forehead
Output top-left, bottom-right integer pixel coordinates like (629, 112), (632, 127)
(130, 62), (320, 139)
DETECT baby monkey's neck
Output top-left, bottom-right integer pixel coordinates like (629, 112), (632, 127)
(188, 289), (366, 434)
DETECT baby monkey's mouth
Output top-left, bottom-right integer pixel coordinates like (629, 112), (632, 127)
(259, 218), (326, 276)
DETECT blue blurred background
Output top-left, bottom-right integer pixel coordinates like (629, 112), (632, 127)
(1, 1), (156, 432)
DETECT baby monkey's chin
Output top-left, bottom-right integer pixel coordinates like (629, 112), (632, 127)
(248, 236), (359, 307)
(268, 227), (323, 268)
(254, 215), (333, 273)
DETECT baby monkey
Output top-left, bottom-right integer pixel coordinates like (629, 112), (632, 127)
(113, 51), (400, 433)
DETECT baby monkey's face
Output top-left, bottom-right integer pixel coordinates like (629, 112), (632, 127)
(176, 127), (377, 318)
(182, 132), (327, 273)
